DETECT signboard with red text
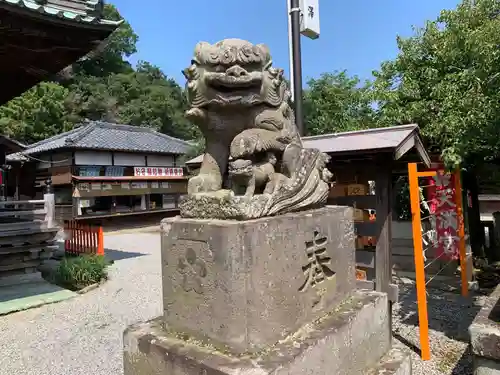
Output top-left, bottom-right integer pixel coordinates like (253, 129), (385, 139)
(134, 167), (183, 177)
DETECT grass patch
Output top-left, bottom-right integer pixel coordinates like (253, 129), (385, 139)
(53, 254), (111, 291)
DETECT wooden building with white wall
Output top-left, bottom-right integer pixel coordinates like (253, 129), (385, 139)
(7, 121), (191, 225)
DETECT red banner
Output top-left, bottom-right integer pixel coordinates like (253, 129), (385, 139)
(427, 170), (459, 260)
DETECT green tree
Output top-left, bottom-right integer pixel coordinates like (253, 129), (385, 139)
(67, 61), (196, 140)
(304, 71), (377, 135)
(0, 82), (73, 143)
(372, 0), (500, 167)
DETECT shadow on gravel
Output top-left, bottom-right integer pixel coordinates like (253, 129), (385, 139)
(393, 332), (422, 356)
(104, 248), (145, 262)
(450, 346), (473, 375)
(395, 283), (482, 342)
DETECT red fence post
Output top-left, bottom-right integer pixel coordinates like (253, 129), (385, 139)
(64, 221), (69, 253)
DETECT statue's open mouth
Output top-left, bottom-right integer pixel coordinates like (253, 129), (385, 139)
(205, 73), (262, 93)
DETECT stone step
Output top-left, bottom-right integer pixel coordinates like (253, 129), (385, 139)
(0, 271), (44, 287)
(364, 345), (412, 375)
(124, 290), (392, 375)
(38, 259), (61, 275)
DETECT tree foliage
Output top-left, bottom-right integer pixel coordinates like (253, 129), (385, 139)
(372, 0), (500, 167)
(0, 82), (74, 144)
(304, 71), (377, 135)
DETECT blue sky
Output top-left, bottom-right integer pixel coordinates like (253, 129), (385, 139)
(111, 0), (460, 86)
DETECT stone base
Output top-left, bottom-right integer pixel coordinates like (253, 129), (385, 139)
(473, 357), (500, 375)
(178, 190), (327, 220)
(365, 346), (412, 375)
(124, 291), (397, 375)
(470, 284), (500, 375)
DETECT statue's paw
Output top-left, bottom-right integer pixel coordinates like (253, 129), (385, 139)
(187, 174), (220, 194)
(230, 135), (255, 159)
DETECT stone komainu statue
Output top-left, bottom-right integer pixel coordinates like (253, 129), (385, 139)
(180, 39), (333, 220)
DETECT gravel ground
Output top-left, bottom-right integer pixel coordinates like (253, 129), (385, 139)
(393, 277), (488, 375)
(0, 232), (491, 375)
(0, 233), (162, 375)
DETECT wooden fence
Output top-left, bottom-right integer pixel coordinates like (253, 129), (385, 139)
(0, 193), (55, 232)
(64, 220), (104, 256)
(0, 193), (57, 277)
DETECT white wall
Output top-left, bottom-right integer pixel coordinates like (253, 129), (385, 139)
(75, 151), (112, 166)
(113, 153), (146, 166)
(36, 152), (72, 169)
(147, 154), (175, 167)
(51, 152), (72, 166)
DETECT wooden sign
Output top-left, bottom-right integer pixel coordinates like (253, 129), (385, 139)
(356, 269), (367, 281)
(347, 184), (367, 196)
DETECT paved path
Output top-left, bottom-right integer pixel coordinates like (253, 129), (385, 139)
(0, 233), (162, 375)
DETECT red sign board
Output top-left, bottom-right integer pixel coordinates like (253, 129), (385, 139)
(427, 170), (459, 260)
(134, 167), (184, 177)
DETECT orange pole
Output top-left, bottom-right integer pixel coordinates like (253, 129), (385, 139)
(454, 169), (468, 297)
(408, 162), (431, 361)
(97, 226), (104, 256)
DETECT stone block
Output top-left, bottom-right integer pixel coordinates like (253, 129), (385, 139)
(364, 345), (412, 375)
(470, 284), (500, 360)
(124, 291), (390, 375)
(474, 357), (500, 375)
(470, 284), (500, 375)
(161, 206), (355, 354)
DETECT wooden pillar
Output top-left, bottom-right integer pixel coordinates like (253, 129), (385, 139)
(375, 158), (393, 295)
(375, 157), (393, 342)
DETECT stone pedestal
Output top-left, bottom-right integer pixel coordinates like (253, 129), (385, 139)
(161, 206), (355, 354)
(124, 207), (412, 374)
(470, 284), (500, 375)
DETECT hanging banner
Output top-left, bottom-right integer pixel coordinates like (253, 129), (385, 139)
(427, 169), (459, 260)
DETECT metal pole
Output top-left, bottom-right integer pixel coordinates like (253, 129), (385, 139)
(289, 0), (305, 136)
(286, 0), (295, 102)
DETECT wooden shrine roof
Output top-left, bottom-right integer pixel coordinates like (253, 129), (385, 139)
(0, 0), (120, 104)
(185, 124), (431, 168)
(0, 0), (121, 27)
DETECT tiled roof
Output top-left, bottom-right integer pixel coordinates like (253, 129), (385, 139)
(185, 124), (430, 166)
(0, 0), (122, 26)
(7, 121), (191, 161)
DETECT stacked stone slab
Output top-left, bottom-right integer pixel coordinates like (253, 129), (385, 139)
(470, 284), (500, 375)
(123, 207), (411, 374)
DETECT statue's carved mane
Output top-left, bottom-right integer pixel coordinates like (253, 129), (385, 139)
(193, 40), (271, 67)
